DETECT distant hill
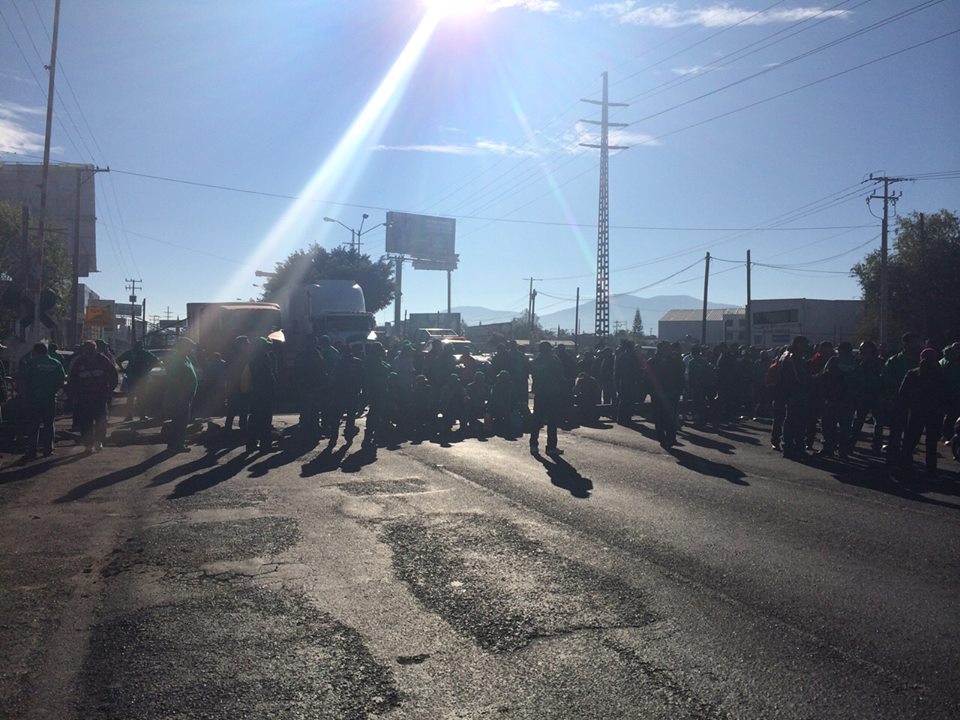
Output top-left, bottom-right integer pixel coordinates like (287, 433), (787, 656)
(451, 306), (520, 325)
(455, 294), (736, 335)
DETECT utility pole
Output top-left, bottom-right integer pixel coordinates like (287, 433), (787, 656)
(865, 174), (908, 346)
(393, 256), (404, 337)
(164, 306), (173, 321)
(125, 278), (142, 343)
(701, 252), (711, 346)
(69, 165), (107, 346)
(34, 0), (62, 338)
(581, 71), (628, 340)
(530, 288), (538, 339)
(746, 249), (752, 346)
(574, 287), (580, 351)
(524, 277), (542, 337)
(919, 212), (929, 339)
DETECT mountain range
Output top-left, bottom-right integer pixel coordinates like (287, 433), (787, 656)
(455, 294), (737, 334)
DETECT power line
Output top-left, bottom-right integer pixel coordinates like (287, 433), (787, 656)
(622, 0), (949, 126)
(636, 28), (960, 145)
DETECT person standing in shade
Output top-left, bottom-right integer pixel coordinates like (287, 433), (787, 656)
(899, 347), (949, 478)
(295, 335), (326, 437)
(317, 335), (340, 436)
(164, 338), (198, 453)
(245, 338), (278, 452)
(530, 341), (565, 456)
(67, 341), (119, 453)
(21, 342), (66, 460)
(116, 341), (159, 421)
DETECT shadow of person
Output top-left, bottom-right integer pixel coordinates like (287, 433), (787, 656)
(677, 431), (736, 454)
(666, 447), (749, 486)
(147, 447), (228, 487)
(534, 453), (593, 499)
(300, 443), (350, 477)
(53, 449), (171, 503)
(167, 452), (256, 499)
(246, 436), (315, 478)
(716, 428), (761, 445)
(0, 451), (88, 486)
(340, 444), (378, 473)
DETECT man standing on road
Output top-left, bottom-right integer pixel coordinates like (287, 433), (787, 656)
(163, 338), (198, 453)
(778, 336), (810, 460)
(116, 341), (159, 421)
(67, 341), (119, 453)
(881, 332), (923, 467)
(20, 342), (66, 460)
(295, 335), (326, 438)
(317, 335), (340, 437)
(530, 341), (565, 456)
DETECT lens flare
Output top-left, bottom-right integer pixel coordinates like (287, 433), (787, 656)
(222, 12), (441, 299)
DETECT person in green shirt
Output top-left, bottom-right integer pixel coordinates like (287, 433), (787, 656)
(20, 342), (66, 460)
(163, 338), (198, 453)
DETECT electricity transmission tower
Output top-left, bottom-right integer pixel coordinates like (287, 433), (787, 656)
(581, 71), (628, 338)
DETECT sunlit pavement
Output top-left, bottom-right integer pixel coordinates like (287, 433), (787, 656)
(1, 411), (958, 719)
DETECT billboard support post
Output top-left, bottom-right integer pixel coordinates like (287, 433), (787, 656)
(393, 255), (403, 337)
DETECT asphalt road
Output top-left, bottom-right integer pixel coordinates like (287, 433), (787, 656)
(1, 411), (958, 719)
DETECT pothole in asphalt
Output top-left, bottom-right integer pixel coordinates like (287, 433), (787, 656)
(338, 477), (429, 496)
(165, 486), (268, 510)
(381, 514), (657, 652)
(102, 516), (301, 578)
(77, 584), (401, 719)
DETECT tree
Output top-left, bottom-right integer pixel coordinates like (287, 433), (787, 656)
(632, 308), (644, 336)
(0, 202), (72, 339)
(261, 245), (395, 313)
(852, 209), (960, 345)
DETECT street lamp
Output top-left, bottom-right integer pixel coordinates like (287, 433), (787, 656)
(323, 213), (387, 260)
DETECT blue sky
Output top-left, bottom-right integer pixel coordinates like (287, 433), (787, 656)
(1, 0), (958, 328)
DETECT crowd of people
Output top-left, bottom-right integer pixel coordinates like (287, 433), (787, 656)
(11, 330), (960, 478)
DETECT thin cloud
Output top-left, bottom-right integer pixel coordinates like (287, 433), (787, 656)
(594, 2), (850, 28)
(671, 64), (719, 75)
(490, 0), (563, 12)
(0, 101), (46, 154)
(373, 138), (539, 156)
(563, 121), (660, 152)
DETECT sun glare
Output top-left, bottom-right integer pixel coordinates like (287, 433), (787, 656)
(423, 0), (488, 18)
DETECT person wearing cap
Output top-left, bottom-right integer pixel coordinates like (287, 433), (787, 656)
(66, 341), (119, 453)
(530, 341), (565, 455)
(163, 338), (198, 452)
(898, 347), (949, 478)
(20, 342), (66, 460)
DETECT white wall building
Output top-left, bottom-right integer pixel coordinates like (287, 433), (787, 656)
(749, 298), (864, 347)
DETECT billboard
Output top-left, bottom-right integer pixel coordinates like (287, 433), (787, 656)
(85, 302), (114, 327)
(385, 211), (455, 260)
(0, 162), (98, 276)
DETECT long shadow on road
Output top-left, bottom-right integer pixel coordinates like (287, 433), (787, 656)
(667, 446), (749, 486)
(54, 450), (171, 503)
(167, 452), (257, 499)
(805, 452), (960, 511)
(534, 453), (593, 499)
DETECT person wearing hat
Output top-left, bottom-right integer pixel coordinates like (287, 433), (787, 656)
(530, 341), (565, 455)
(898, 347), (949, 478)
(20, 342), (66, 460)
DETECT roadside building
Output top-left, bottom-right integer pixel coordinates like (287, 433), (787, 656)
(748, 298), (864, 348)
(658, 309), (726, 345)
